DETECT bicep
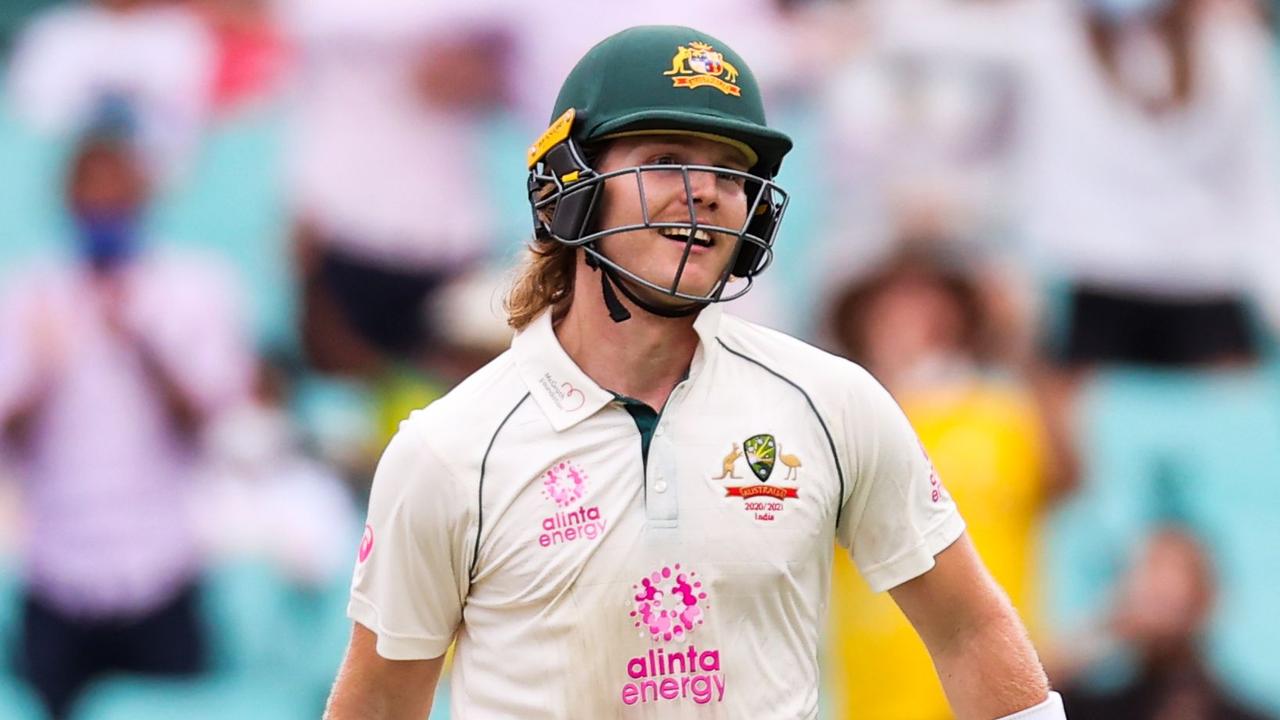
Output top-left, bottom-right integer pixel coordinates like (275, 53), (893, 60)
(888, 533), (1010, 654)
(837, 368), (964, 592)
(325, 622), (445, 720)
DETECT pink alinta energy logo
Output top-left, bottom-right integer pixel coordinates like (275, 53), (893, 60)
(537, 459), (607, 548)
(621, 564), (726, 707)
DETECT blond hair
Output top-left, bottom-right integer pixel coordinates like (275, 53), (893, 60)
(504, 238), (577, 331)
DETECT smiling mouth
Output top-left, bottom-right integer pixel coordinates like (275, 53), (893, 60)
(657, 226), (715, 247)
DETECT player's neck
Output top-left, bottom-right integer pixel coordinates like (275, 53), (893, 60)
(555, 274), (700, 411)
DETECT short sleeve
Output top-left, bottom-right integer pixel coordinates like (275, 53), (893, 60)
(835, 369), (965, 593)
(348, 412), (471, 659)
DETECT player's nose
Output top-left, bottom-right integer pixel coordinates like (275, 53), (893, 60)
(681, 168), (720, 212)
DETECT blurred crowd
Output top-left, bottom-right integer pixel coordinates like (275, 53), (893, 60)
(1, 0), (1279, 718)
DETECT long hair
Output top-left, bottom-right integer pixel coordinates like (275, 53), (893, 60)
(504, 237), (577, 331)
(507, 144), (603, 330)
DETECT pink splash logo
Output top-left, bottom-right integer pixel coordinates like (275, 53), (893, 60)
(621, 563), (726, 707)
(631, 564), (707, 642)
(358, 524), (374, 563)
(543, 460), (587, 508)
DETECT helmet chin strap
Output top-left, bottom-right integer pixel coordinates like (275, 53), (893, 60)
(584, 243), (706, 323)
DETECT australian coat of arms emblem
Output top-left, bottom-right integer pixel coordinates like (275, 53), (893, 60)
(663, 41), (742, 96)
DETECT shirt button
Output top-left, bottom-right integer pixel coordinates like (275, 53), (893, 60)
(653, 480), (669, 494)
(655, 425), (665, 437)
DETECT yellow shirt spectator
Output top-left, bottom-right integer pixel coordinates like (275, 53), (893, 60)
(827, 380), (1048, 720)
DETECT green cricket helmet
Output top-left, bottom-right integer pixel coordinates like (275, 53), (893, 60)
(526, 25), (793, 319)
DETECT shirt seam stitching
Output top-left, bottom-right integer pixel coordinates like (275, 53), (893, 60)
(469, 391), (532, 581)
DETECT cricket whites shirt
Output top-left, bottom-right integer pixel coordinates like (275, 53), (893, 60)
(348, 304), (965, 718)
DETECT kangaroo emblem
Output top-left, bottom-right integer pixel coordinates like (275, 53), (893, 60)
(714, 443), (743, 480)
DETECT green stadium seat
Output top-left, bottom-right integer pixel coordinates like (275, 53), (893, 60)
(0, 559), (21, 675)
(0, 0), (60, 53)
(69, 675), (317, 720)
(199, 561), (296, 677)
(0, 674), (49, 720)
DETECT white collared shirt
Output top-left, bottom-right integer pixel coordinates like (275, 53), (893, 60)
(349, 305), (963, 718)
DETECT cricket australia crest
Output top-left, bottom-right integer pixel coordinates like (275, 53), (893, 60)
(713, 434), (802, 523)
(744, 433), (776, 481)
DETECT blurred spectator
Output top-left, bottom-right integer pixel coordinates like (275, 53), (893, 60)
(815, 0), (1021, 270)
(1004, 0), (1280, 711)
(0, 110), (254, 719)
(5, 0), (216, 180)
(1015, 0), (1280, 484)
(812, 0), (1039, 367)
(824, 243), (1053, 720)
(423, 266), (514, 384)
(190, 359), (358, 589)
(817, 4), (1280, 706)
(1060, 527), (1275, 720)
(278, 0), (513, 378)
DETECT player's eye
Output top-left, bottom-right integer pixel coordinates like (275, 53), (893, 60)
(650, 154), (679, 166)
(716, 169), (747, 189)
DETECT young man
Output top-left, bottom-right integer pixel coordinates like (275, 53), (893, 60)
(326, 25), (1066, 719)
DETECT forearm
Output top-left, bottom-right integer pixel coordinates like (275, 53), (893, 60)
(931, 602), (1050, 719)
(130, 339), (206, 438)
(890, 536), (1055, 719)
(325, 673), (429, 720)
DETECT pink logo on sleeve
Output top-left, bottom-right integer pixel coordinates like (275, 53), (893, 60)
(358, 524), (374, 563)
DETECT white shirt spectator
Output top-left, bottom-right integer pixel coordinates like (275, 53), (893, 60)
(6, 2), (216, 180)
(0, 248), (254, 617)
(1011, 1), (1280, 306)
(277, 0), (511, 269)
(814, 0), (1280, 326)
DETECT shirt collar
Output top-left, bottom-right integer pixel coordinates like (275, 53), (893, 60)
(511, 310), (615, 431)
(689, 302), (723, 380)
(511, 304), (726, 431)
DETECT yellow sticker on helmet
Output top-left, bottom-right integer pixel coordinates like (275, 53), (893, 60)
(527, 108), (576, 169)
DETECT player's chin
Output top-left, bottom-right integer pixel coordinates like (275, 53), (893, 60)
(658, 244), (733, 282)
(640, 266), (726, 302)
